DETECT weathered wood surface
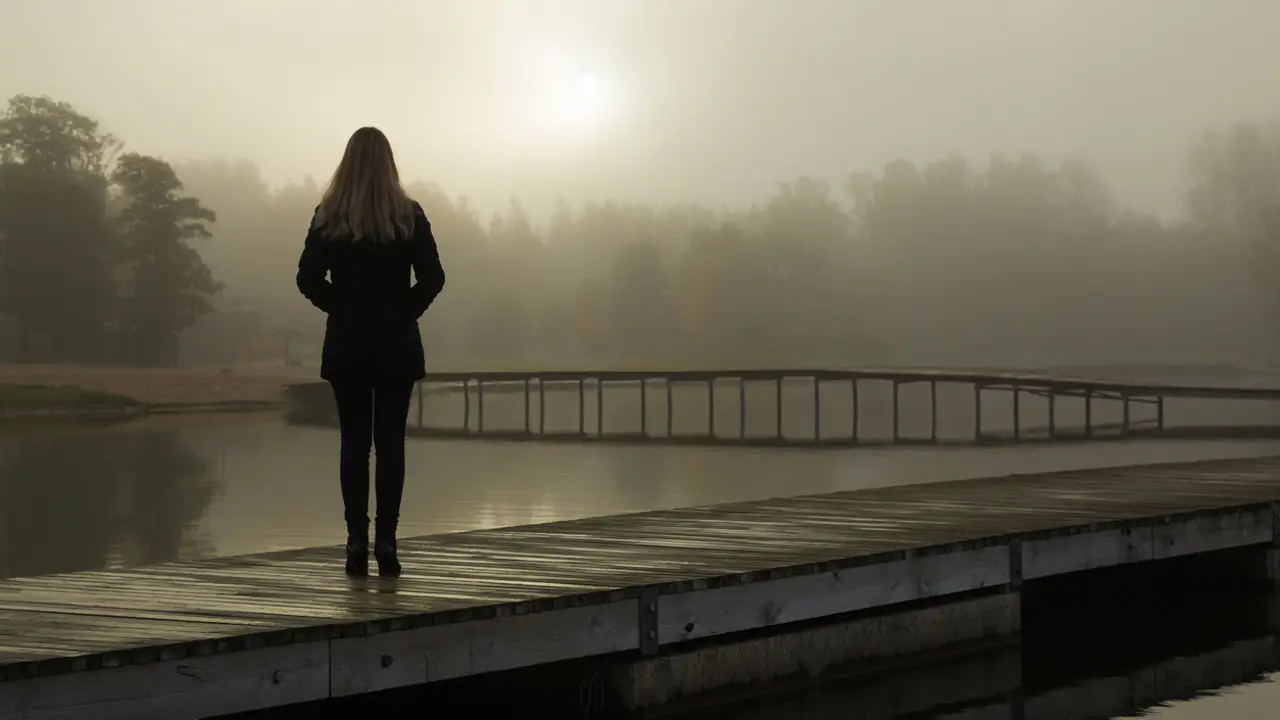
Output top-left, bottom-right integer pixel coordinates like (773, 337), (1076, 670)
(1, 455), (1279, 685)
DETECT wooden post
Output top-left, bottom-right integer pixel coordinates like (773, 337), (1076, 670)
(930, 380), (937, 444)
(416, 381), (424, 428)
(1047, 388), (1056, 439)
(1012, 383), (1020, 442)
(1085, 389), (1093, 438)
(477, 380), (485, 434)
(775, 376), (783, 440)
(1121, 389), (1130, 438)
(892, 380), (900, 444)
(707, 378), (715, 439)
(598, 378), (605, 438)
(463, 380), (470, 433)
(523, 378), (531, 436)
(1157, 396), (1165, 433)
(538, 378), (545, 436)
(666, 378), (674, 437)
(739, 377), (746, 440)
(578, 378), (585, 436)
(974, 383), (983, 443)
(813, 376), (821, 443)
(640, 378), (647, 438)
(851, 378), (860, 444)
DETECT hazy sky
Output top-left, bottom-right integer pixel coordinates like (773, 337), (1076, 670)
(2, 0), (1279, 218)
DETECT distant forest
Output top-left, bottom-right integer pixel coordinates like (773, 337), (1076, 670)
(1, 94), (1278, 370)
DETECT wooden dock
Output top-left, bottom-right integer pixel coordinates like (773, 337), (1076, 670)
(4, 455), (1280, 718)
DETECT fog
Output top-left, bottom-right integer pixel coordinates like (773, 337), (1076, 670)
(1, 0), (1279, 370)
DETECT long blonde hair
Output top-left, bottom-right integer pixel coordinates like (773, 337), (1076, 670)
(315, 127), (415, 241)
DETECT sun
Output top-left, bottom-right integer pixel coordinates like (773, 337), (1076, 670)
(560, 69), (604, 121)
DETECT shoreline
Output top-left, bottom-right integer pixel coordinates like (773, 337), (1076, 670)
(0, 363), (312, 419)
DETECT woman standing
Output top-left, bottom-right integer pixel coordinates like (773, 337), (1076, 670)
(296, 126), (446, 577)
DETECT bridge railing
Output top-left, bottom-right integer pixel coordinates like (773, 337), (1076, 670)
(371, 368), (1280, 447)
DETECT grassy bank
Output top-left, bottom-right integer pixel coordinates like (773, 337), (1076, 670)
(0, 383), (142, 413)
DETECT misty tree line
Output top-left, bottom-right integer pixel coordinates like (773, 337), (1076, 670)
(0, 95), (219, 366)
(2, 92), (1278, 369)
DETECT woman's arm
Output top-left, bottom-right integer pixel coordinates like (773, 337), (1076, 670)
(408, 204), (446, 318)
(296, 211), (337, 313)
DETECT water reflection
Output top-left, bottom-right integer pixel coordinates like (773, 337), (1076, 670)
(1, 412), (1278, 576)
(0, 422), (214, 578)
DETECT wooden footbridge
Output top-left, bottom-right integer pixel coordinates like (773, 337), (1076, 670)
(287, 367), (1280, 446)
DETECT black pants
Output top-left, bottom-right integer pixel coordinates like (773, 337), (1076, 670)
(329, 375), (416, 535)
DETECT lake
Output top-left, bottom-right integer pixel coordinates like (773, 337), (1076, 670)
(1, 410), (1278, 718)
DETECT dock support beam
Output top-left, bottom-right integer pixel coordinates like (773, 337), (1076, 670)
(739, 378), (746, 440)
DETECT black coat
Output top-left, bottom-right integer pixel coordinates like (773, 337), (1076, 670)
(296, 202), (445, 381)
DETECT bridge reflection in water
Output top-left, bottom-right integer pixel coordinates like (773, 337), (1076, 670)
(288, 368), (1280, 447)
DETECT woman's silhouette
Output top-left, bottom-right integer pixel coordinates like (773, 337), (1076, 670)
(296, 127), (446, 577)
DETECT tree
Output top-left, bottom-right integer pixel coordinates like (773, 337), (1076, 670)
(111, 153), (220, 366)
(0, 95), (118, 362)
(1184, 122), (1280, 361)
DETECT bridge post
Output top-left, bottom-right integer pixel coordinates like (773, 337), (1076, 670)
(851, 378), (860, 444)
(1120, 389), (1130, 438)
(416, 381), (424, 428)
(577, 378), (585, 436)
(708, 378), (715, 439)
(1012, 383), (1020, 442)
(640, 378), (648, 438)
(598, 378), (605, 438)
(813, 377), (821, 443)
(974, 383), (983, 443)
(892, 380), (900, 444)
(523, 378), (531, 436)
(538, 377), (545, 435)
(776, 377), (783, 441)
(930, 380), (937, 444)
(1047, 388), (1055, 439)
(463, 380), (471, 433)
(739, 377), (746, 440)
(1157, 396), (1165, 433)
(666, 378), (674, 437)
(477, 380), (485, 434)
(1085, 390), (1093, 438)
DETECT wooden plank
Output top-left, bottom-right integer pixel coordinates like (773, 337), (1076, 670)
(0, 640), (328, 720)
(657, 545), (1009, 644)
(330, 599), (638, 696)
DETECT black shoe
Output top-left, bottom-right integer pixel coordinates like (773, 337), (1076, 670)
(374, 525), (401, 578)
(345, 533), (369, 577)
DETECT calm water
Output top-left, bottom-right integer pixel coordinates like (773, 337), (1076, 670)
(2, 411), (1278, 718)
